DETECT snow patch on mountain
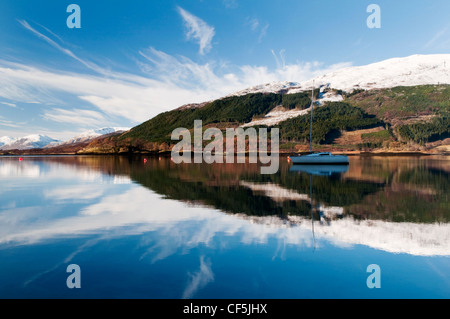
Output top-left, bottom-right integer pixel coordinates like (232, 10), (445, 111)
(241, 106), (311, 127)
(241, 88), (344, 127)
(231, 54), (450, 96)
(237, 54), (449, 127)
(57, 127), (130, 145)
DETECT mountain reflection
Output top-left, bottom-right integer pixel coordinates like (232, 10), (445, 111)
(0, 155), (449, 256)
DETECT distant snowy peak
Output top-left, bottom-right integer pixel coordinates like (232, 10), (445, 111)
(0, 136), (15, 147)
(0, 127), (130, 150)
(60, 127), (130, 145)
(0, 134), (61, 150)
(230, 54), (450, 96)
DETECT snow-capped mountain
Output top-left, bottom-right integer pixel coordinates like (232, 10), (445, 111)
(0, 135), (61, 150)
(0, 127), (129, 150)
(57, 127), (130, 146)
(231, 54), (450, 96)
(233, 54), (450, 127)
(0, 136), (15, 148)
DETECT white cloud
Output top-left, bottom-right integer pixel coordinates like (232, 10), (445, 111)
(271, 49), (286, 69)
(258, 23), (269, 43)
(247, 18), (259, 31)
(0, 119), (23, 128)
(18, 20), (108, 76)
(0, 52), (352, 128)
(223, 0), (238, 9)
(0, 19), (354, 136)
(423, 25), (449, 49)
(0, 101), (17, 108)
(42, 108), (108, 127)
(246, 17), (269, 43)
(177, 7), (215, 55)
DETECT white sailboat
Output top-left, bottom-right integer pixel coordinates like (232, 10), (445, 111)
(288, 82), (349, 165)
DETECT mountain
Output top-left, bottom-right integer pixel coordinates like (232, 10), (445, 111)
(113, 54), (450, 152)
(230, 54), (450, 96)
(0, 127), (130, 153)
(3, 55), (449, 155)
(0, 134), (61, 150)
(0, 136), (15, 148)
(75, 53), (450, 155)
(53, 127), (130, 146)
(74, 84), (447, 155)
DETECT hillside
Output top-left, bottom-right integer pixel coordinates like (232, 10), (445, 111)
(70, 84), (449, 155)
(3, 54), (449, 156)
(3, 84), (448, 156)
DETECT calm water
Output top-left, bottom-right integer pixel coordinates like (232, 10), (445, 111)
(0, 155), (449, 299)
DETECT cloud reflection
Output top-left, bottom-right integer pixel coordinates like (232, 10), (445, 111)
(0, 165), (449, 257)
(182, 256), (214, 299)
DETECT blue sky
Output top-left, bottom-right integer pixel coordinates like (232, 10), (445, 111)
(0, 0), (449, 140)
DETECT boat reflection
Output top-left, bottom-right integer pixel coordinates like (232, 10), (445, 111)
(289, 164), (349, 176)
(289, 163), (349, 247)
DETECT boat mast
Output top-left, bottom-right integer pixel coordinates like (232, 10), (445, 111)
(310, 81), (314, 153)
(310, 174), (316, 251)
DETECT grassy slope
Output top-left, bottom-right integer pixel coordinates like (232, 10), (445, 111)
(346, 85), (450, 121)
(346, 85), (450, 146)
(122, 92), (311, 143)
(4, 85), (448, 156)
(79, 84), (450, 154)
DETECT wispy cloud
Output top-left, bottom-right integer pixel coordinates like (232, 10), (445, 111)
(258, 23), (269, 43)
(223, 0), (238, 9)
(247, 18), (259, 31)
(177, 7), (215, 55)
(1, 20), (352, 137)
(246, 17), (269, 43)
(0, 118), (23, 128)
(271, 49), (286, 69)
(17, 20), (108, 76)
(1, 48), (351, 126)
(424, 25), (449, 49)
(42, 108), (108, 127)
(1, 101), (17, 108)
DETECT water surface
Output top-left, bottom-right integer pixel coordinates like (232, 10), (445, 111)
(0, 155), (449, 298)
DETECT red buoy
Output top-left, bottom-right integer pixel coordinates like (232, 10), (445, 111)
(19, 157), (23, 162)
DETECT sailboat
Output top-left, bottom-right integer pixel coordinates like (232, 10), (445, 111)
(288, 82), (349, 165)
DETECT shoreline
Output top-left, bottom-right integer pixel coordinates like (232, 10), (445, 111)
(1, 150), (448, 157)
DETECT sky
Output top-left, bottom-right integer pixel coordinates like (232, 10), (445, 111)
(0, 0), (449, 140)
